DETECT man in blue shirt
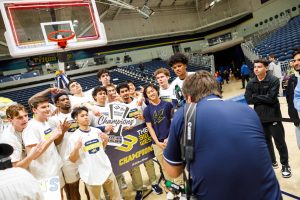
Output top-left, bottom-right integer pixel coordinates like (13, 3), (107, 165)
(241, 62), (250, 89)
(163, 71), (282, 200)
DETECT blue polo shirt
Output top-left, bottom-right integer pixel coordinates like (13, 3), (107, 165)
(163, 95), (282, 200)
(143, 100), (173, 142)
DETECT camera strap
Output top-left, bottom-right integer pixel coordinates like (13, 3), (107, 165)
(181, 102), (197, 199)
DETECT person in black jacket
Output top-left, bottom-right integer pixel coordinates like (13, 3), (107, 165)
(287, 50), (300, 150)
(245, 59), (291, 178)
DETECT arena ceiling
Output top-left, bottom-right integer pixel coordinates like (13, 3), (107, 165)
(0, 0), (250, 58)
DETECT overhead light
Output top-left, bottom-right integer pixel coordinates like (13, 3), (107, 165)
(103, 0), (155, 19)
(138, 5), (155, 19)
(205, 0), (222, 11)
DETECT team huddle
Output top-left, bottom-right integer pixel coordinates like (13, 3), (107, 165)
(0, 53), (191, 200)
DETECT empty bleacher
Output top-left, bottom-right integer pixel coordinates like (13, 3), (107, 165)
(253, 15), (300, 61)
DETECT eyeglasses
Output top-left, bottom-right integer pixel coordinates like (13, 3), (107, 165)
(290, 59), (300, 63)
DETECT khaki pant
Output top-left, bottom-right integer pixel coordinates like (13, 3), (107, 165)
(115, 174), (125, 197)
(129, 159), (157, 191)
(85, 173), (121, 200)
(153, 144), (184, 185)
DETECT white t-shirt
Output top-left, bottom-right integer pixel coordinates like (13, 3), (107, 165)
(68, 91), (94, 109)
(85, 88), (97, 104)
(0, 167), (43, 200)
(22, 119), (63, 180)
(126, 98), (146, 126)
(90, 105), (110, 128)
(0, 125), (25, 163)
(170, 72), (195, 91)
(48, 113), (80, 184)
(49, 103), (57, 113)
(159, 85), (177, 103)
(66, 127), (112, 185)
(269, 61), (282, 79)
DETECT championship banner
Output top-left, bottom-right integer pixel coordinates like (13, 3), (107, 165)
(39, 176), (61, 200)
(105, 123), (155, 175)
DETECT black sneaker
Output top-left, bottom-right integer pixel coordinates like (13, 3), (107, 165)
(272, 161), (279, 169)
(281, 165), (292, 178)
(135, 191), (143, 200)
(152, 184), (163, 195)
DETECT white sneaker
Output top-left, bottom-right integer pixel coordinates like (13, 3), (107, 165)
(166, 192), (175, 200)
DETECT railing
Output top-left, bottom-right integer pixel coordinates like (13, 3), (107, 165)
(241, 42), (259, 63)
(280, 60), (290, 76)
(187, 53), (214, 74)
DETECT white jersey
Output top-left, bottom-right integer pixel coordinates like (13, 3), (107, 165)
(22, 119), (63, 180)
(170, 72), (195, 91)
(0, 125), (25, 163)
(159, 85), (177, 103)
(85, 88), (97, 104)
(48, 113), (80, 183)
(66, 127), (112, 185)
(0, 167), (43, 200)
(68, 91), (94, 109)
(90, 105), (110, 128)
(126, 98), (146, 126)
(49, 103), (57, 114)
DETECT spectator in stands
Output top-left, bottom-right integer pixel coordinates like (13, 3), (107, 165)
(143, 83), (183, 199)
(168, 53), (194, 93)
(245, 59), (291, 178)
(241, 62), (250, 89)
(154, 68), (178, 106)
(222, 69), (230, 84)
(0, 143), (43, 200)
(139, 63), (145, 72)
(23, 96), (68, 196)
(1, 104), (50, 169)
(67, 106), (121, 200)
(216, 73), (223, 93)
(268, 54), (283, 96)
(163, 71), (282, 200)
(117, 83), (163, 200)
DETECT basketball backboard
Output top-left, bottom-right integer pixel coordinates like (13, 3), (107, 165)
(0, 0), (107, 57)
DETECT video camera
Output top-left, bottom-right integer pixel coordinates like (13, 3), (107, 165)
(175, 84), (184, 107)
(165, 180), (197, 200)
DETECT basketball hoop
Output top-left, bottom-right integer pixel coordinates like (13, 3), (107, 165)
(48, 30), (76, 49)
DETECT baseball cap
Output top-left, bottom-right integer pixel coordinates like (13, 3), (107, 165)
(0, 143), (13, 161)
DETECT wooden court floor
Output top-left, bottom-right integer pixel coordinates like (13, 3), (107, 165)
(76, 79), (300, 200)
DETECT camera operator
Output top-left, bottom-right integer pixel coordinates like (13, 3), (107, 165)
(0, 143), (43, 199)
(163, 71), (282, 200)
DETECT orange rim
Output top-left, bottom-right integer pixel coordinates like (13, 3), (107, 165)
(47, 30), (76, 42)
